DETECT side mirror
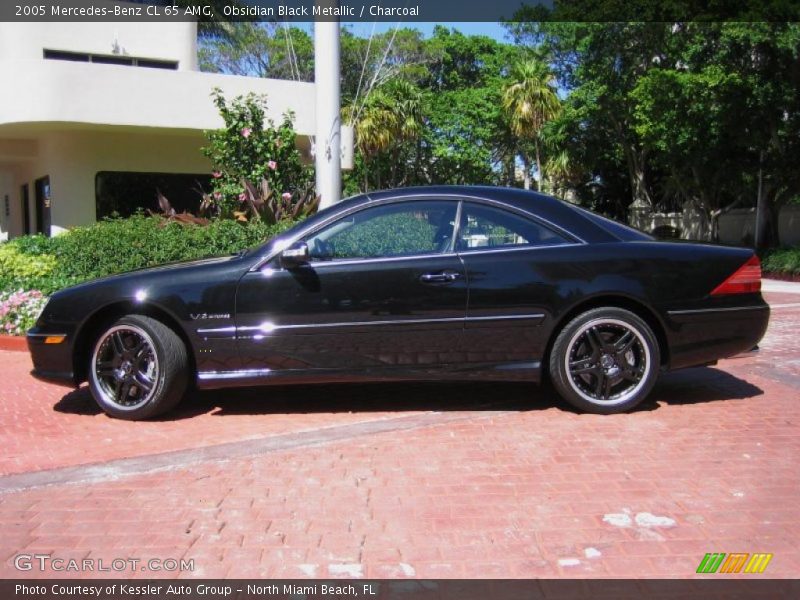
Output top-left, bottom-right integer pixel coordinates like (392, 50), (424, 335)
(280, 241), (310, 268)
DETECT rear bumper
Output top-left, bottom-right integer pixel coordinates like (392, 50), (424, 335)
(665, 303), (770, 370)
(27, 330), (77, 388)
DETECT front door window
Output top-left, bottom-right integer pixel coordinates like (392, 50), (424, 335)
(304, 201), (458, 261)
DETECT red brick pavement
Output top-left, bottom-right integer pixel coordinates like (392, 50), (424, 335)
(0, 288), (798, 579)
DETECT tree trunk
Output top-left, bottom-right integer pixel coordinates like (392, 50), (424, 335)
(534, 140), (542, 192)
(522, 155), (531, 191)
(624, 144), (652, 207)
(390, 148), (400, 188)
(754, 151), (769, 249)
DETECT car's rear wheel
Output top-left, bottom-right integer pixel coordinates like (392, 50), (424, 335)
(549, 307), (660, 414)
(88, 315), (188, 420)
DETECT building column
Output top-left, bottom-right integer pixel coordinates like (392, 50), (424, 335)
(314, 2), (341, 209)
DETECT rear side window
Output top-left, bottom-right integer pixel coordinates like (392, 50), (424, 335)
(457, 202), (571, 251)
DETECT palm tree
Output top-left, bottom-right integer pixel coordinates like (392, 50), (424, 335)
(345, 79), (423, 191)
(540, 118), (583, 199)
(502, 59), (561, 190)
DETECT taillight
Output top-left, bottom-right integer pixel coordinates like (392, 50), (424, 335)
(710, 255), (762, 295)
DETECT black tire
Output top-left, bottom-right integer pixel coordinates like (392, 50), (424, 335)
(88, 315), (188, 420)
(549, 307), (660, 414)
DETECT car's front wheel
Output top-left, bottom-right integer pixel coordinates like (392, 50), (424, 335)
(549, 307), (660, 414)
(88, 315), (188, 420)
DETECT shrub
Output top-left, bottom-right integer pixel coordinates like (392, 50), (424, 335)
(202, 89), (313, 217)
(1, 215), (296, 296)
(326, 213), (438, 258)
(0, 290), (48, 336)
(0, 244), (57, 279)
(762, 247), (800, 275)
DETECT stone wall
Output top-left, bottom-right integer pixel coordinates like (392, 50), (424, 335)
(629, 202), (800, 247)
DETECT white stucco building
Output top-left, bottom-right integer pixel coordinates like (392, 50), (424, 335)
(0, 16), (315, 239)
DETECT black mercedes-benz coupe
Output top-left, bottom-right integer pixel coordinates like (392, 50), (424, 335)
(28, 186), (769, 420)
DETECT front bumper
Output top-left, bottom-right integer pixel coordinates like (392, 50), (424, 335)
(27, 330), (77, 388)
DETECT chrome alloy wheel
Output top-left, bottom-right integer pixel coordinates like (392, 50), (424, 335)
(90, 325), (159, 410)
(563, 317), (651, 406)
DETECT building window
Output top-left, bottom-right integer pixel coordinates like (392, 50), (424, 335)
(44, 49), (178, 70)
(95, 172), (212, 220)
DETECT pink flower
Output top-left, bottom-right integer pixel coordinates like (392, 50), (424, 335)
(212, 170), (222, 179)
(213, 192), (222, 200)
(267, 161), (277, 171)
(238, 193), (247, 202)
(241, 127), (252, 138)
(281, 192), (292, 200)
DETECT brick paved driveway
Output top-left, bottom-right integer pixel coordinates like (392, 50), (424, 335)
(1, 281), (798, 579)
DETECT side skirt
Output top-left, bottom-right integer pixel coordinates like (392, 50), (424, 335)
(196, 361), (541, 390)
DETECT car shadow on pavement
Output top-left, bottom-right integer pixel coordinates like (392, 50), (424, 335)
(53, 380), (560, 419)
(640, 367), (764, 410)
(53, 367), (762, 420)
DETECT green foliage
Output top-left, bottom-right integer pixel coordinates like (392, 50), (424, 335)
(762, 248), (800, 275)
(344, 78), (424, 191)
(239, 178), (319, 224)
(510, 21), (800, 239)
(199, 23), (314, 80)
(202, 89), (311, 217)
(326, 213), (438, 259)
(0, 243), (57, 279)
(0, 216), (294, 295)
(342, 26), (523, 192)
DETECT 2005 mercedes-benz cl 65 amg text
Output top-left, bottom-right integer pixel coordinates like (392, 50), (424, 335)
(28, 186), (769, 420)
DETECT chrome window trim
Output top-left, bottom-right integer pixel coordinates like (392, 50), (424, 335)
(250, 193), (585, 272)
(309, 252), (460, 269)
(455, 242), (584, 256)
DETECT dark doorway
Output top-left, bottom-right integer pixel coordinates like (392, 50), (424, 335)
(34, 176), (51, 236)
(20, 184), (30, 235)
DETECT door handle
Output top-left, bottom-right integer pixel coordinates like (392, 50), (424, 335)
(420, 271), (461, 284)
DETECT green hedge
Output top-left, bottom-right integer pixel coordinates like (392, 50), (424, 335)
(326, 213), (439, 258)
(0, 215), (294, 295)
(762, 247), (800, 276)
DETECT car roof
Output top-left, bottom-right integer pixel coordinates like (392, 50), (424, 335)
(256, 186), (644, 263)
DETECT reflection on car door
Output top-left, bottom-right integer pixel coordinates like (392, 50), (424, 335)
(235, 199), (468, 374)
(456, 201), (576, 375)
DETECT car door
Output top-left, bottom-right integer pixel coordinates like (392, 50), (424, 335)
(235, 198), (468, 375)
(456, 200), (578, 372)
